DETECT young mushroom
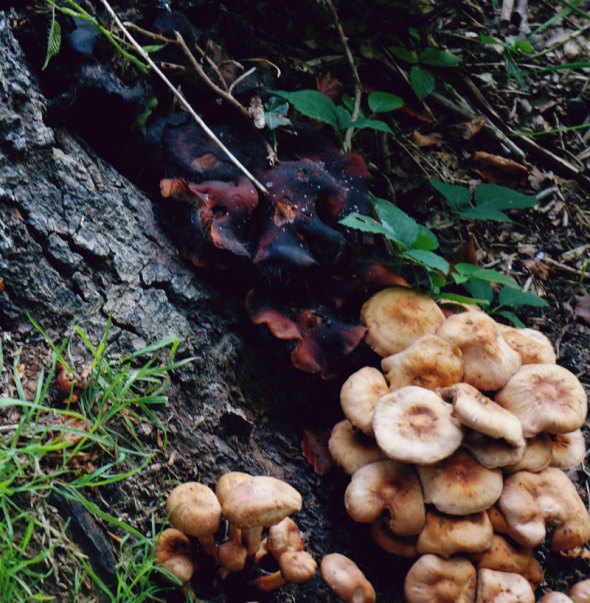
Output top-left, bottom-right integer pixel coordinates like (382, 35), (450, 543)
(372, 387), (463, 465)
(328, 420), (387, 475)
(215, 471), (253, 544)
(381, 334), (463, 392)
(320, 553), (376, 603)
(154, 528), (196, 585)
(360, 287), (445, 357)
(221, 475), (302, 556)
(404, 554), (477, 603)
(166, 482), (222, 560)
(255, 550), (317, 591)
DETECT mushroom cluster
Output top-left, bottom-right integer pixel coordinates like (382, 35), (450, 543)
(330, 287), (590, 601)
(155, 473), (317, 595)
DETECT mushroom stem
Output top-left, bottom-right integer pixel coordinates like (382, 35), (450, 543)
(198, 535), (219, 563)
(255, 570), (287, 591)
(242, 526), (264, 557)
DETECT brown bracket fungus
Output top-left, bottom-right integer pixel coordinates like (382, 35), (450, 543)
(417, 449), (503, 515)
(550, 430), (587, 470)
(436, 311), (521, 391)
(372, 386), (463, 465)
(381, 334), (463, 392)
(475, 568), (535, 603)
(166, 482), (222, 559)
(498, 468), (590, 551)
(416, 510), (493, 559)
(221, 475), (302, 556)
(339, 367), (389, 436)
(495, 364), (587, 438)
(360, 288), (445, 357)
(154, 527), (196, 585)
(320, 552), (376, 603)
(344, 459), (425, 536)
(328, 420), (387, 475)
(404, 554), (477, 603)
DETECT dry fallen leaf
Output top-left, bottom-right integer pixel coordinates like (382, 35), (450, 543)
(473, 150), (529, 182)
(574, 292), (590, 325)
(317, 74), (343, 102)
(301, 429), (333, 476)
(411, 130), (441, 147)
(449, 116), (487, 141)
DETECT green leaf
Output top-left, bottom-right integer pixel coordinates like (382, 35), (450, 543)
(265, 98), (291, 130)
(458, 206), (514, 222)
(339, 213), (393, 238)
(429, 178), (472, 211)
(336, 106), (353, 129)
(429, 272), (447, 290)
(351, 118), (394, 134)
(494, 310), (525, 327)
(409, 27), (421, 43)
(410, 65), (435, 101)
(480, 34), (500, 45)
(141, 43), (167, 53)
(403, 249), (450, 274)
(373, 197), (419, 247)
(513, 39), (533, 53)
(368, 91), (404, 113)
(419, 47), (462, 67)
(474, 184), (538, 210)
(389, 46), (419, 64)
(270, 90), (340, 128)
(455, 264), (519, 287)
(42, 12), (62, 71)
(414, 226), (439, 250)
(435, 292), (486, 306)
(462, 278), (494, 304)
(498, 286), (548, 308)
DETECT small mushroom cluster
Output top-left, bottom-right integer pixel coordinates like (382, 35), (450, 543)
(329, 287), (590, 601)
(155, 473), (317, 594)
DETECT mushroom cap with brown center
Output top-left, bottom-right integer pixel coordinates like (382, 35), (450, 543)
(416, 510), (493, 559)
(495, 364), (587, 438)
(328, 419), (387, 475)
(440, 383), (524, 448)
(417, 449), (503, 515)
(344, 459), (425, 536)
(166, 481), (222, 539)
(498, 467), (590, 551)
(436, 311), (521, 391)
(154, 528), (195, 585)
(340, 367), (389, 436)
(361, 288), (445, 357)
(222, 476), (302, 529)
(404, 554), (477, 603)
(372, 387), (463, 465)
(550, 430), (586, 470)
(475, 568), (534, 603)
(381, 335), (463, 392)
(321, 553), (376, 603)
(499, 325), (557, 365)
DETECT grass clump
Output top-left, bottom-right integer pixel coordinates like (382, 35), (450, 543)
(0, 318), (194, 601)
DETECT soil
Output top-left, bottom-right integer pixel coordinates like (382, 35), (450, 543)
(1, 1), (590, 601)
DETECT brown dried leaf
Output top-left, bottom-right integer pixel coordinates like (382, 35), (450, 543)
(317, 74), (343, 102)
(473, 151), (529, 181)
(574, 292), (590, 325)
(411, 130), (441, 147)
(449, 116), (487, 140)
(301, 429), (333, 475)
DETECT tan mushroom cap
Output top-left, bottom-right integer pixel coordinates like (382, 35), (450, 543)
(495, 364), (587, 438)
(279, 550), (317, 584)
(537, 593), (574, 603)
(320, 553), (376, 603)
(498, 467), (590, 551)
(222, 476), (302, 529)
(472, 534), (533, 575)
(570, 579), (590, 603)
(440, 383), (524, 448)
(166, 481), (222, 539)
(266, 517), (305, 561)
(475, 568), (534, 603)
(404, 554), (477, 603)
(463, 431), (526, 469)
(416, 509), (493, 559)
(417, 449), (503, 515)
(340, 367), (389, 436)
(499, 325), (557, 365)
(154, 528), (195, 585)
(503, 434), (552, 474)
(344, 459), (425, 536)
(215, 471), (253, 505)
(361, 287), (445, 357)
(218, 541), (248, 573)
(436, 311), (521, 391)
(370, 516), (418, 558)
(381, 335), (463, 392)
(328, 419), (387, 475)
(550, 430), (586, 470)
(372, 387), (463, 465)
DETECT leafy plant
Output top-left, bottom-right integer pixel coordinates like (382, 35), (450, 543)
(480, 34), (533, 88)
(267, 88), (401, 146)
(429, 179), (538, 222)
(389, 30), (462, 101)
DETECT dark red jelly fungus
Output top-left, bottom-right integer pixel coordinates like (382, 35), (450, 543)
(246, 290), (367, 379)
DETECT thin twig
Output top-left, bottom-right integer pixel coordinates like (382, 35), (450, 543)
(98, 0), (268, 194)
(323, 0), (362, 152)
(174, 32), (251, 119)
(228, 66), (257, 95)
(542, 256), (590, 281)
(191, 42), (232, 92)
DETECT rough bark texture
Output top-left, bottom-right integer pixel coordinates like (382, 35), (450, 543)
(0, 11), (398, 602)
